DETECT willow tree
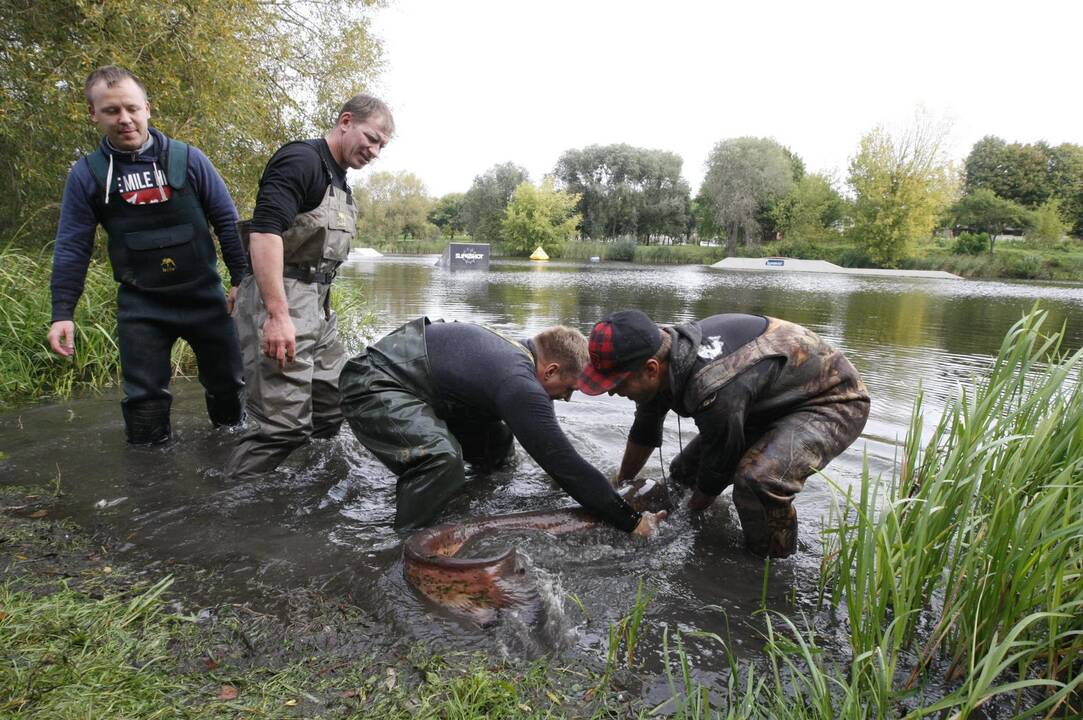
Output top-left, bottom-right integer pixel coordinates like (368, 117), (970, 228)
(0, 0), (384, 245)
(354, 171), (435, 242)
(848, 118), (958, 267)
(699, 137), (795, 256)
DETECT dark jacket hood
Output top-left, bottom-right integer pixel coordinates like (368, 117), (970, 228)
(663, 320), (702, 416)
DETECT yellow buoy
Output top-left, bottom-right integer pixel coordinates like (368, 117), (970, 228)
(529, 246), (549, 261)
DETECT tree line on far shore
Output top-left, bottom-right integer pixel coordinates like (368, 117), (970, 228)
(357, 119), (1083, 268)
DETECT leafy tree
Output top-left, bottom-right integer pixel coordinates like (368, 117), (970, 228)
(1048, 143), (1083, 236)
(947, 189), (1031, 254)
(848, 119), (958, 267)
(427, 193), (465, 240)
(770, 173), (846, 244)
(965, 136), (1083, 234)
(461, 163), (529, 244)
(554, 144), (690, 242)
(691, 191), (723, 244)
(0, 0), (383, 245)
(354, 171), (435, 242)
(1027, 199), (1067, 246)
(500, 179), (580, 257)
(699, 137), (794, 256)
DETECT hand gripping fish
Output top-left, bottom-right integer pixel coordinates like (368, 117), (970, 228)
(402, 478), (672, 625)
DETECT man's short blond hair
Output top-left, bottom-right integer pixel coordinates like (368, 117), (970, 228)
(533, 325), (589, 376)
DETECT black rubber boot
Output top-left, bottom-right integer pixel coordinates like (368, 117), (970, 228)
(733, 485), (798, 558)
(122, 398), (173, 446)
(205, 389), (244, 427)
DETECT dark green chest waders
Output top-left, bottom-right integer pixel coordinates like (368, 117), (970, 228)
(86, 141), (244, 445)
(340, 318), (529, 530)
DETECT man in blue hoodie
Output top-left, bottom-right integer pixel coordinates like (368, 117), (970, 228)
(47, 65), (248, 445)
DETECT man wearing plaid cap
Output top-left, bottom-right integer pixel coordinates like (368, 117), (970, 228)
(580, 309), (869, 558)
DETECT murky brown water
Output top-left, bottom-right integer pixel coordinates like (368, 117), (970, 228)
(3, 256), (1082, 699)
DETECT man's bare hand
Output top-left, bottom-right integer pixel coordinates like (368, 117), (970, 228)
(48, 320), (76, 357)
(687, 488), (716, 512)
(262, 313), (296, 368)
(632, 510), (668, 537)
(227, 286), (238, 315)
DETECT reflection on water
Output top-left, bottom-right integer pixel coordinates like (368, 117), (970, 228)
(2, 257), (1081, 687)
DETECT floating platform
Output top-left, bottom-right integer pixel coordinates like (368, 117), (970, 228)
(711, 257), (961, 280)
(437, 242), (490, 270)
(348, 247), (384, 259)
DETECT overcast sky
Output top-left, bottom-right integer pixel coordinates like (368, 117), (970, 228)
(364, 0), (1081, 197)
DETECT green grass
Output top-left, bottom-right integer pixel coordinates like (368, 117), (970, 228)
(0, 571), (621, 719)
(0, 247), (125, 406)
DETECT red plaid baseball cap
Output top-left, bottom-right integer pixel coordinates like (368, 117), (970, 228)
(578, 310), (662, 395)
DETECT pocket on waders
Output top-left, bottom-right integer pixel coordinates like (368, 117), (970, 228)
(121, 223), (198, 288)
(322, 207), (354, 263)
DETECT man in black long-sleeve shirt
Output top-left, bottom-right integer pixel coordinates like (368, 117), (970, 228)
(339, 317), (665, 535)
(579, 309), (869, 558)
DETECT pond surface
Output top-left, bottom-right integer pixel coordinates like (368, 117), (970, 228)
(3, 257), (1082, 701)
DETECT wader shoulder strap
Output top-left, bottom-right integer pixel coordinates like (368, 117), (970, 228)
(85, 150), (109, 191)
(683, 317), (792, 411)
(165, 140), (188, 189)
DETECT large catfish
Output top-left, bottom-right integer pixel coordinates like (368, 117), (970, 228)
(402, 479), (672, 625)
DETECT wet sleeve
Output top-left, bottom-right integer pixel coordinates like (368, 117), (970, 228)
(50, 163), (99, 322)
(692, 358), (781, 496)
(496, 375), (642, 532)
(628, 397), (668, 448)
(248, 144), (325, 236)
(187, 145), (248, 285)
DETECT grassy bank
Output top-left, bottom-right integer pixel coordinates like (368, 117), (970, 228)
(0, 494), (638, 719)
(0, 248), (373, 408)
(752, 236), (1083, 281)
(366, 238), (448, 255)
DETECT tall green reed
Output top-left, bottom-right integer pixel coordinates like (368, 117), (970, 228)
(1, 247), (124, 405)
(821, 307), (1082, 713)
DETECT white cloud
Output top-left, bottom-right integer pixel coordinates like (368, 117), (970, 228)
(363, 0), (1081, 197)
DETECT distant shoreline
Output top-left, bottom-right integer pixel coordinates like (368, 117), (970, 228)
(712, 256), (963, 280)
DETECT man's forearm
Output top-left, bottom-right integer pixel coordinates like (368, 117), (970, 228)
(248, 232), (288, 315)
(618, 439), (656, 481)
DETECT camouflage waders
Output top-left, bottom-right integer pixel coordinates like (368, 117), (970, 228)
(670, 318), (869, 557)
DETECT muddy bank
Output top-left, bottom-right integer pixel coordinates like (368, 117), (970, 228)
(1, 487), (637, 718)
